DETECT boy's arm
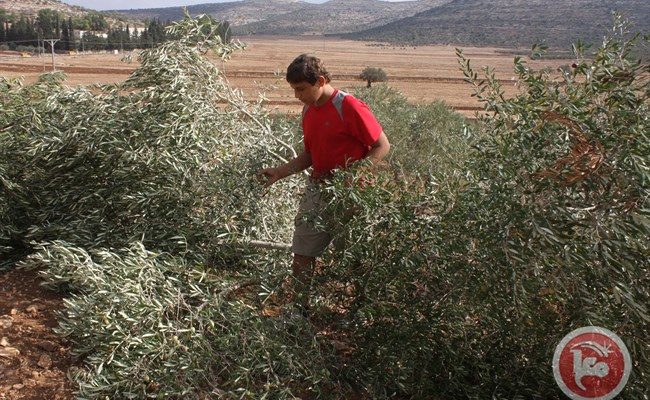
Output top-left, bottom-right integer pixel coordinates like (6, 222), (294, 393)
(259, 150), (312, 187)
(366, 131), (390, 165)
(341, 97), (389, 166)
(345, 132), (389, 187)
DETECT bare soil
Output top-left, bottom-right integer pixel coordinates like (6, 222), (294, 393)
(0, 268), (75, 400)
(0, 36), (573, 118)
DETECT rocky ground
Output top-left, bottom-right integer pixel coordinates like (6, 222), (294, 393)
(0, 268), (74, 400)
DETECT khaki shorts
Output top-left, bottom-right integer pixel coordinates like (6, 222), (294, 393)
(291, 182), (332, 257)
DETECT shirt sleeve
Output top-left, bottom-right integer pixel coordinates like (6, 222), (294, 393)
(342, 96), (383, 146)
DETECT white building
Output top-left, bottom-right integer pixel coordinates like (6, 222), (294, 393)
(73, 30), (108, 39)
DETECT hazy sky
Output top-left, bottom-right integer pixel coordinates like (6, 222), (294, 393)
(62, 0), (408, 11)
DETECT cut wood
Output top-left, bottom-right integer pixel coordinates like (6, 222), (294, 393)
(248, 240), (291, 251)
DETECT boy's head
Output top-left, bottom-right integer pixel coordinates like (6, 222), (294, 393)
(286, 54), (331, 85)
(286, 54), (332, 105)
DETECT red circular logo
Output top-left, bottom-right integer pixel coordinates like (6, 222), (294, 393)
(553, 327), (631, 400)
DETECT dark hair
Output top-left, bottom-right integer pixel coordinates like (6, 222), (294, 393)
(286, 54), (331, 85)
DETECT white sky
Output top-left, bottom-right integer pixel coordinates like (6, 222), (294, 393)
(62, 0), (409, 11)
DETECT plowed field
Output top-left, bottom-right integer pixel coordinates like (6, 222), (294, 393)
(0, 36), (572, 117)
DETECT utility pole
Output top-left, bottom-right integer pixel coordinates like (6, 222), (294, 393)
(37, 29), (45, 72)
(41, 38), (46, 72)
(44, 39), (59, 71)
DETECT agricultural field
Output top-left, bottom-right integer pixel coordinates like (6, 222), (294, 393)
(0, 36), (573, 117)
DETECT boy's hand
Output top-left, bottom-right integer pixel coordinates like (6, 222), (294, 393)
(257, 152), (311, 188)
(257, 167), (284, 188)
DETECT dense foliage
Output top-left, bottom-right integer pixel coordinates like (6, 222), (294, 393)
(0, 14), (298, 266)
(1, 8), (110, 51)
(1, 14), (647, 400)
(352, 84), (470, 179)
(314, 16), (648, 398)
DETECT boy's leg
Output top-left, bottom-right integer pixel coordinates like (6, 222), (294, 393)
(291, 253), (315, 307)
(287, 181), (331, 308)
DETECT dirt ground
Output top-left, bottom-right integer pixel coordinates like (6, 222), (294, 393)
(0, 36), (573, 118)
(0, 268), (74, 400)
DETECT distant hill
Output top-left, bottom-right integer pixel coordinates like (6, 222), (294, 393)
(236, 0), (452, 35)
(0, 0), (141, 27)
(343, 0), (650, 50)
(115, 0), (452, 33)
(0, 0), (87, 18)
(114, 0), (649, 51)
(113, 0), (309, 25)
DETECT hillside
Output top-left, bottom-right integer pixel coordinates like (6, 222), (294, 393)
(0, 0), (142, 27)
(0, 0), (86, 18)
(113, 0), (309, 25)
(343, 0), (650, 50)
(236, 0), (452, 35)
(113, 0), (649, 51)
(115, 0), (452, 33)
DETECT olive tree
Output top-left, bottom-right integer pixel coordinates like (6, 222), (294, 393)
(359, 66), (387, 88)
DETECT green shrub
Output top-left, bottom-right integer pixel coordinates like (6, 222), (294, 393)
(0, 14), (301, 266)
(353, 84), (471, 180)
(2, 15), (337, 398)
(313, 16), (648, 398)
(15, 45), (37, 53)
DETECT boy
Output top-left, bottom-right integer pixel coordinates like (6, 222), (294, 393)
(259, 54), (390, 307)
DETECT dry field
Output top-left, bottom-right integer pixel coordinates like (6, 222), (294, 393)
(0, 36), (574, 117)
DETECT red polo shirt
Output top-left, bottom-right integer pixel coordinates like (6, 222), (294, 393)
(302, 90), (383, 179)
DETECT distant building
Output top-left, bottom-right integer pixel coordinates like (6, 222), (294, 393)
(73, 30), (108, 39)
(131, 27), (146, 36)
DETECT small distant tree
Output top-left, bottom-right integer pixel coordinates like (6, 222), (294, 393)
(359, 66), (387, 88)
